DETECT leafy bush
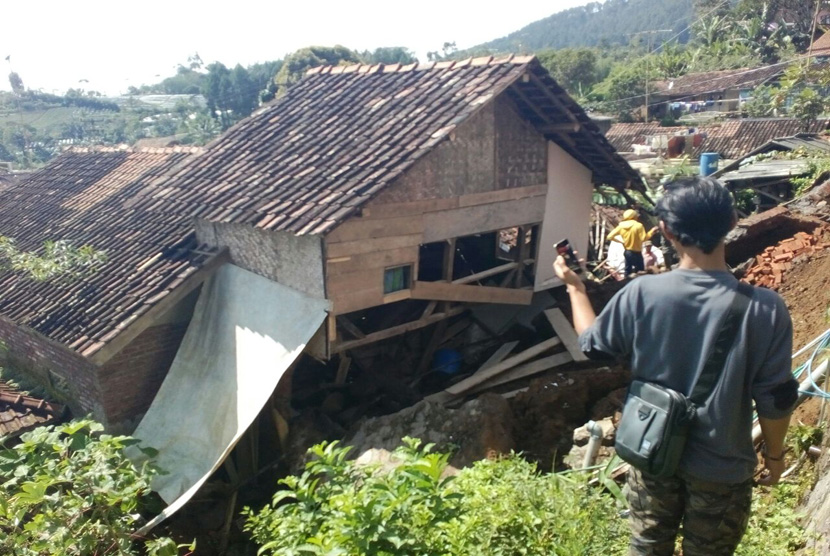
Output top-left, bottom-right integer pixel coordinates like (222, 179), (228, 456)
(244, 438), (627, 555)
(0, 419), (184, 556)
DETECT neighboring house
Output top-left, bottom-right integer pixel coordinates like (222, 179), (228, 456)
(713, 133), (830, 213)
(0, 147), (223, 430)
(606, 118), (830, 160)
(0, 56), (639, 431)
(650, 65), (785, 118)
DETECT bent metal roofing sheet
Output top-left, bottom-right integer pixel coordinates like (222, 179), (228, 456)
(149, 56), (639, 236)
(0, 147), (218, 359)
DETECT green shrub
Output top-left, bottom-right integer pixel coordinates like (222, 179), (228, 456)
(0, 419), (184, 556)
(243, 438), (627, 555)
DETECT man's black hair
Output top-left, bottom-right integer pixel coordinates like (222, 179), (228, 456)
(656, 176), (735, 254)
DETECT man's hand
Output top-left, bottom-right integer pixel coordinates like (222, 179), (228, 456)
(649, 226), (659, 235)
(553, 255), (584, 289)
(756, 454), (786, 486)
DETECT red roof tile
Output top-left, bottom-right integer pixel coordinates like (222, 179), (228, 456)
(148, 56), (639, 236)
(607, 119), (830, 159)
(0, 380), (64, 438)
(0, 148), (219, 358)
(811, 32), (830, 56)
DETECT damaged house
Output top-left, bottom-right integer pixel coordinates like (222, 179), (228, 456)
(0, 56), (640, 516)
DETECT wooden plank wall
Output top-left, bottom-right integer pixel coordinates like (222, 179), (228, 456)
(324, 184), (546, 315)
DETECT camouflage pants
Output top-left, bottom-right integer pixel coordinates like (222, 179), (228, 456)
(625, 467), (753, 556)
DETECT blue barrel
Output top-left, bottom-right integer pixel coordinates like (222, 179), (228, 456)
(700, 152), (719, 176)
(433, 348), (462, 375)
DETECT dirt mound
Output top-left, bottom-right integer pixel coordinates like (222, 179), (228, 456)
(509, 366), (629, 471)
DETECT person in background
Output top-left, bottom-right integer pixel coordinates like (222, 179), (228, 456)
(554, 176), (797, 555)
(642, 240), (664, 270)
(606, 209), (659, 276)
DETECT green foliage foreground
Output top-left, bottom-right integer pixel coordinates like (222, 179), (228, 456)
(0, 420), (185, 556)
(245, 436), (820, 556)
(243, 438), (629, 556)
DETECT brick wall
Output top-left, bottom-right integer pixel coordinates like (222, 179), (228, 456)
(0, 317), (190, 432)
(98, 323), (188, 431)
(0, 315), (102, 419)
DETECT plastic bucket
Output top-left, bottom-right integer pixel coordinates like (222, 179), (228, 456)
(700, 152), (719, 176)
(433, 348), (462, 375)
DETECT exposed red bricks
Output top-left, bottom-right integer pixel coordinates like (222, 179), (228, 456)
(742, 229), (830, 290)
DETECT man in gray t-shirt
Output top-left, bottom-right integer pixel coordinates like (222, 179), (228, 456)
(554, 177), (798, 556)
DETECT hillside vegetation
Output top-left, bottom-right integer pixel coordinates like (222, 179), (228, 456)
(468, 0), (694, 53)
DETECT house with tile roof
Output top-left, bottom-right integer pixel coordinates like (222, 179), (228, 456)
(649, 65), (786, 119)
(0, 56), (639, 430)
(606, 118), (830, 160)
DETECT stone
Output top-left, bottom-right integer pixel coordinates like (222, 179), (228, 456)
(344, 393), (515, 468)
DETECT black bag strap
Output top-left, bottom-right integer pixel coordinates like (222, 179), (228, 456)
(689, 282), (753, 405)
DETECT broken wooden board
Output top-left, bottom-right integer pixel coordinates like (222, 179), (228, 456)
(467, 351), (573, 395)
(443, 336), (562, 396)
(412, 281), (533, 305)
(544, 308), (588, 362)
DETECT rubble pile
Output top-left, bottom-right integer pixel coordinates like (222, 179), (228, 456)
(741, 230), (830, 290)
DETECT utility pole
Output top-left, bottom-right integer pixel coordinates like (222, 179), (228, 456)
(807, 0), (824, 68)
(630, 30), (672, 123)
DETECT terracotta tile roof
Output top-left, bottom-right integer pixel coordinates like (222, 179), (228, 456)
(653, 65), (784, 98)
(811, 32), (830, 57)
(0, 380), (64, 438)
(607, 119), (830, 159)
(149, 56), (639, 236)
(0, 147), (219, 358)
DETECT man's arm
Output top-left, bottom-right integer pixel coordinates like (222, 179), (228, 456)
(606, 225), (623, 244)
(756, 415), (791, 486)
(553, 256), (596, 334)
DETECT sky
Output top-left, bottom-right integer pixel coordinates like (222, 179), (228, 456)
(0, 0), (594, 96)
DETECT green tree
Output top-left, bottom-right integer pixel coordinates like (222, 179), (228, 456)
(184, 112), (220, 145)
(273, 46), (361, 96)
(537, 48), (599, 96)
(8, 71), (24, 95)
(362, 47), (418, 65)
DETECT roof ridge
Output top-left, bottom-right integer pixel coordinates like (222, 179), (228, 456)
(66, 145), (205, 155)
(306, 54), (535, 77)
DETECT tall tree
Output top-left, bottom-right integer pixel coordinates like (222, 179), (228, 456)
(273, 46), (361, 96)
(8, 72), (24, 95)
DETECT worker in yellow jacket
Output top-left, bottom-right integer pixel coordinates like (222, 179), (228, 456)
(607, 209), (658, 276)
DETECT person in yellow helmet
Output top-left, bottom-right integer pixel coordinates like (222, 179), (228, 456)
(606, 208), (659, 276)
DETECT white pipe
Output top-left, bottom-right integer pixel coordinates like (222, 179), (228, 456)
(582, 420), (604, 469)
(752, 359), (828, 443)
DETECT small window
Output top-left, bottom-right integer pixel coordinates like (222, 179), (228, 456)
(384, 265), (412, 294)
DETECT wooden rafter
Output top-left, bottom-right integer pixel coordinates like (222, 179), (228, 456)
(331, 306), (466, 353)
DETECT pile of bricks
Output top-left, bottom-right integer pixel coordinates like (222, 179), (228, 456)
(742, 231), (829, 290)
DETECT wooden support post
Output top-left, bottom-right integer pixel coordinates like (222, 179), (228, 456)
(219, 489), (238, 555)
(421, 300), (438, 318)
(416, 319), (449, 376)
(335, 354), (352, 385)
(515, 227), (528, 288)
(336, 316), (366, 339)
(442, 238), (456, 313)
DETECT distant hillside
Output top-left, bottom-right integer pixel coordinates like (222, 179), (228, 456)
(468, 0), (694, 53)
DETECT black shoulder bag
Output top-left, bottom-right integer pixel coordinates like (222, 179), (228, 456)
(615, 282), (753, 477)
